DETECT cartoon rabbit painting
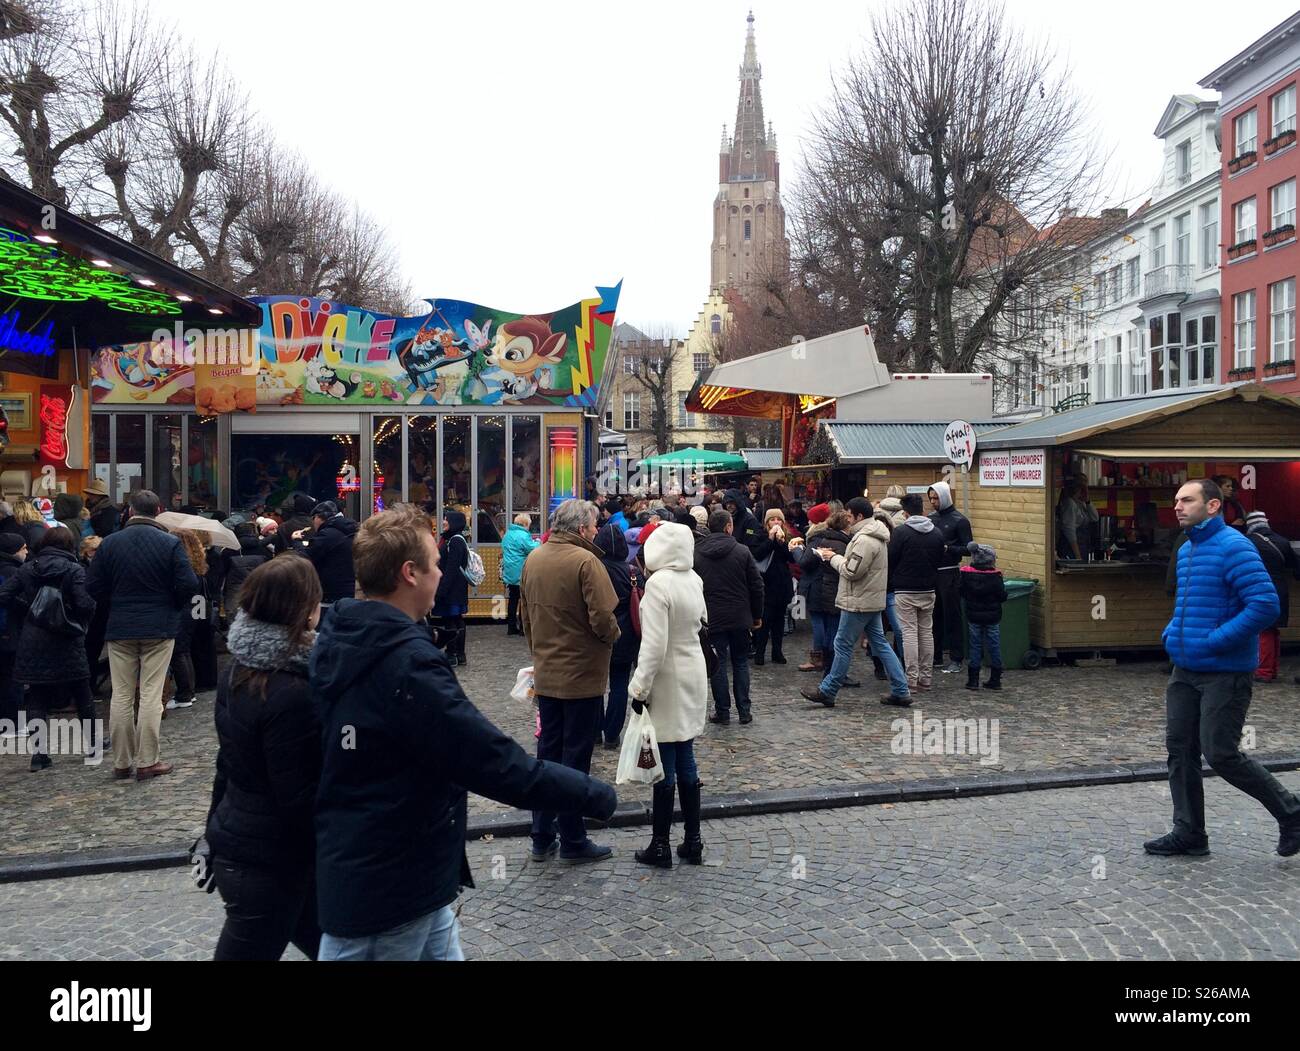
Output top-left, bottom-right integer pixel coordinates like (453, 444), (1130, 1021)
(470, 316), (568, 405)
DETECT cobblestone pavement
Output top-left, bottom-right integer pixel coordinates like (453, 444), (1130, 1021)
(3, 775), (1297, 961)
(4, 626), (1300, 860)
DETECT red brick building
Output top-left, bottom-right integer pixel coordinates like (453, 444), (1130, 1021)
(1201, 12), (1300, 396)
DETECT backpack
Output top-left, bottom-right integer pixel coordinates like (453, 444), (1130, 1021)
(29, 580), (85, 637)
(456, 535), (486, 587)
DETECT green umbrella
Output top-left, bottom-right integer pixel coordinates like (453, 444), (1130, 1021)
(639, 448), (749, 471)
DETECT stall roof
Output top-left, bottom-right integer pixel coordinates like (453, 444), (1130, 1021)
(742, 448), (783, 469)
(822, 420), (1008, 464)
(696, 324), (891, 401)
(974, 386), (1293, 449)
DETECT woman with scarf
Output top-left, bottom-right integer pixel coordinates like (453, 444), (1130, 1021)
(204, 555), (323, 960)
(433, 510), (471, 667)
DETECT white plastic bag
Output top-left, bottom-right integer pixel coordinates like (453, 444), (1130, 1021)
(616, 707), (663, 785)
(510, 666), (535, 705)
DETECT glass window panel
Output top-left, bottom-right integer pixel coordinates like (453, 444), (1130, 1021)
(92, 414), (110, 494)
(373, 416), (403, 516)
(512, 415), (541, 534)
(1167, 313), (1182, 345)
(331, 434), (362, 521)
(407, 417), (438, 510)
(1151, 348), (1164, 391)
(1185, 319), (1199, 346)
(476, 415), (506, 543)
(442, 415), (472, 522)
(1149, 315), (1164, 348)
(188, 415), (219, 511)
(114, 414), (145, 504)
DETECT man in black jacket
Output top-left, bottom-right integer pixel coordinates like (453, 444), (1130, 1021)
(311, 506), (616, 961)
(889, 494), (946, 692)
(694, 509), (764, 726)
(274, 492), (316, 554)
(87, 490), (199, 781)
(928, 480), (973, 674)
(301, 501), (359, 604)
(1244, 511), (1297, 682)
(82, 480), (120, 538)
(722, 488), (766, 559)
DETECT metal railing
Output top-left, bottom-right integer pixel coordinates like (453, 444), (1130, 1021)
(1143, 264), (1194, 300)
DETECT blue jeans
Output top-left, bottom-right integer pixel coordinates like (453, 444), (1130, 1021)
(603, 662), (632, 745)
(811, 611), (840, 654)
(884, 593), (905, 660)
(709, 628), (752, 717)
(968, 623), (1002, 671)
(319, 905), (463, 961)
(658, 739), (698, 788)
(820, 610), (909, 701)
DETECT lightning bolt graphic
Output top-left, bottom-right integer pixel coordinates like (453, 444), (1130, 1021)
(569, 297), (600, 394)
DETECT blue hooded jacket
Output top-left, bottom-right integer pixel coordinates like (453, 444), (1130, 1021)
(1163, 514), (1280, 673)
(500, 522), (539, 586)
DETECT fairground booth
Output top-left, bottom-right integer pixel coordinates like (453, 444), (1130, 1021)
(966, 385), (1300, 658)
(91, 282), (622, 614)
(0, 180), (259, 505)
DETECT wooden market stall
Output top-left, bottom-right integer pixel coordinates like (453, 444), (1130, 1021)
(968, 385), (1300, 656)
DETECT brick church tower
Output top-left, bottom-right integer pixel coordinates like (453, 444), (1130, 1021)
(710, 11), (790, 299)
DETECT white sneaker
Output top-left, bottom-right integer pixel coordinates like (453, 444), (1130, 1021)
(166, 697), (195, 710)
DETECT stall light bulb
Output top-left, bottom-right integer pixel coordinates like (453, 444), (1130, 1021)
(35, 235), (57, 244)
(208, 308), (223, 315)
(176, 294), (193, 303)
(91, 259), (112, 268)
(137, 277), (156, 287)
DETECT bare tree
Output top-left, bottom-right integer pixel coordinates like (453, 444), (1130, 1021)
(623, 328), (681, 457)
(788, 0), (1114, 373)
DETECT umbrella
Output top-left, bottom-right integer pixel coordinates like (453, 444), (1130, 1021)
(638, 448), (749, 471)
(156, 512), (240, 552)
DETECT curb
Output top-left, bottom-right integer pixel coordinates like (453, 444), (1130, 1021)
(3, 754), (1298, 885)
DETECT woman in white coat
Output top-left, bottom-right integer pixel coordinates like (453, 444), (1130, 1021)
(627, 522), (709, 869)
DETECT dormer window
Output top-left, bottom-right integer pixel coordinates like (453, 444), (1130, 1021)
(1176, 140), (1191, 181)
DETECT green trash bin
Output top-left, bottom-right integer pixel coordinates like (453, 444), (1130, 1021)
(960, 577), (1040, 670)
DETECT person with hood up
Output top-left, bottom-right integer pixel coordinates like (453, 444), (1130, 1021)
(501, 514), (540, 636)
(53, 493), (89, 539)
(0, 527), (98, 769)
(751, 508), (801, 666)
(927, 480), (973, 674)
(722, 488), (766, 560)
(693, 509), (764, 725)
(82, 480), (119, 538)
(0, 533), (27, 733)
(688, 504), (710, 545)
(1243, 511), (1297, 682)
(627, 523), (709, 868)
(205, 556), (323, 960)
(1147, 479), (1299, 860)
(222, 524), (273, 622)
(959, 542), (1008, 691)
(593, 521), (641, 749)
(274, 492), (317, 554)
(311, 506), (617, 959)
(887, 493), (946, 692)
(878, 485), (908, 528)
(432, 510), (470, 666)
(801, 498), (911, 709)
(797, 506), (849, 674)
(298, 501), (359, 606)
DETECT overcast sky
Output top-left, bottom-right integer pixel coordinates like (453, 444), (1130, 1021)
(160, 0), (1297, 333)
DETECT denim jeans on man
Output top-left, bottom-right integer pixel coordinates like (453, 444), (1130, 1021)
(531, 695), (602, 851)
(319, 905), (463, 961)
(1166, 668), (1300, 843)
(820, 610), (909, 701)
(709, 627), (752, 718)
(968, 623), (1002, 671)
(810, 610), (840, 656)
(658, 739), (698, 789)
(884, 592), (905, 660)
(603, 662), (633, 746)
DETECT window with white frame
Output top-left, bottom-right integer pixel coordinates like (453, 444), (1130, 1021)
(1270, 278), (1295, 363)
(1272, 84), (1296, 139)
(1028, 354), (1042, 405)
(1198, 316), (1217, 384)
(623, 392), (641, 431)
(1129, 328), (1148, 396)
(1234, 198), (1257, 244)
(1271, 179), (1296, 230)
(692, 352), (710, 373)
(1199, 200), (1218, 269)
(1234, 290), (1256, 368)
(1177, 140), (1191, 180)
(709, 314), (722, 335)
(622, 353), (637, 376)
(1149, 225), (1166, 269)
(1174, 212), (1192, 266)
(603, 410), (614, 430)
(1109, 266), (1121, 304)
(1093, 274), (1105, 309)
(1236, 108), (1258, 155)
(677, 393), (695, 428)
(1126, 257), (1140, 298)
(1092, 340), (1105, 400)
(1108, 334), (1123, 399)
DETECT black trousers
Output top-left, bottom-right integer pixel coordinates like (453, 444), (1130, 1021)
(0, 651), (20, 725)
(932, 568), (962, 662)
(437, 615), (466, 660)
(213, 860), (320, 961)
(25, 678), (95, 756)
(1166, 668), (1300, 840)
(170, 648), (195, 701)
(752, 593), (789, 659)
(507, 585), (522, 633)
(531, 695), (602, 848)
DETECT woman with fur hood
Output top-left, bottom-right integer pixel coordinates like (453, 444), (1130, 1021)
(627, 523), (709, 869)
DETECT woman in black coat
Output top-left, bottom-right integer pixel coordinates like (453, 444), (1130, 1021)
(0, 527), (97, 770)
(204, 555), (323, 961)
(432, 510), (470, 667)
(751, 510), (799, 666)
(594, 522), (641, 748)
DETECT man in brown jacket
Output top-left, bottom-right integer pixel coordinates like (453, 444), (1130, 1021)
(521, 498), (621, 864)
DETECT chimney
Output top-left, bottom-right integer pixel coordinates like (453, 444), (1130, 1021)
(1101, 207), (1128, 220)
(1059, 207), (1078, 219)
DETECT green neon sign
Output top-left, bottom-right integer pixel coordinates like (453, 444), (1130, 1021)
(0, 226), (182, 316)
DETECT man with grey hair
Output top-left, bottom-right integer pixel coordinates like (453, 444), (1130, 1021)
(521, 499), (621, 864)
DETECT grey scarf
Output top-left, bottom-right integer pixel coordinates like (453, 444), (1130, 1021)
(226, 610), (315, 674)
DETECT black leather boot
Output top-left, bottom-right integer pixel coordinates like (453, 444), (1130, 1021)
(676, 780), (704, 864)
(984, 667), (1003, 691)
(635, 781), (675, 869)
(966, 665), (980, 691)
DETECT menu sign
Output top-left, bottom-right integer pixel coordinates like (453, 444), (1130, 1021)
(1009, 450), (1047, 487)
(979, 452), (1010, 487)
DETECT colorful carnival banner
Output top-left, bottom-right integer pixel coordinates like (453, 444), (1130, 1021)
(90, 284), (622, 410)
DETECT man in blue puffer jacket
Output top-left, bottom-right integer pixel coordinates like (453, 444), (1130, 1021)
(1147, 479), (1300, 859)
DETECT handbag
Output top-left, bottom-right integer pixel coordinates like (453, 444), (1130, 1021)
(29, 581), (85, 637)
(628, 570), (643, 637)
(698, 620), (719, 677)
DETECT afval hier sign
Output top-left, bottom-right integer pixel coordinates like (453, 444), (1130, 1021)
(943, 420), (977, 467)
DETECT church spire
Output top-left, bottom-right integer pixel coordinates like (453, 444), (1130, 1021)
(728, 10), (771, 183)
